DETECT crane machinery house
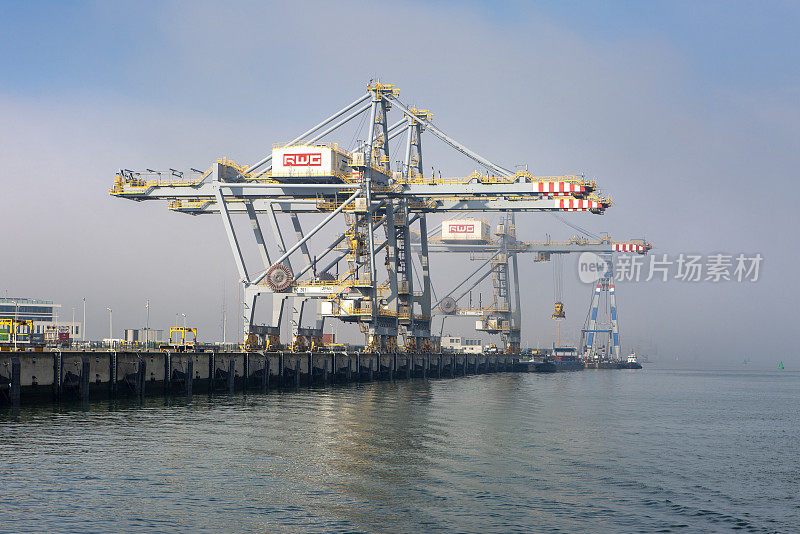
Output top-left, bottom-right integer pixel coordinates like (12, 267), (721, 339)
(271, 144), (352, 183)
(441, 219), (491, 243)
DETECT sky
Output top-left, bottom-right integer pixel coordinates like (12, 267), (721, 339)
(1, 1), (798, 366)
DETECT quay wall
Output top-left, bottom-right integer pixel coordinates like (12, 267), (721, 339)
(0, 350), (517, 406)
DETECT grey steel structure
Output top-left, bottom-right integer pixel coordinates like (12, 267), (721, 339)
(580, 252), (622, 361)
(420, 227), (650, 351)
(110, 81), (611, 353)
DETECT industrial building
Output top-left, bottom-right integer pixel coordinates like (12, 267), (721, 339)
(123, 328), (165, 346)
(0, 297), (81, 340)
(441, 337), (484, 354)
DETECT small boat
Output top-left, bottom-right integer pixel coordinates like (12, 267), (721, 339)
(778, 361), (784, 370)
(622, 352), (643, 369)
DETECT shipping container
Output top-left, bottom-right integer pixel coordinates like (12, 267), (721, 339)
(441, 219), (490, 242)
(271, 145), (351, 182)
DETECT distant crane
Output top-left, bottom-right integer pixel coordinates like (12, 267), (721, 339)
(419, 223), (650, 352)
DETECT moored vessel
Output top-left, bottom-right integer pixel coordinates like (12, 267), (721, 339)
(621, 352), (643, 369)
(549, 346), (585, 371)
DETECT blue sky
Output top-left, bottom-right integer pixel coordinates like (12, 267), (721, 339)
(1, 1), (798, 364)
(4, 1), (799, 104)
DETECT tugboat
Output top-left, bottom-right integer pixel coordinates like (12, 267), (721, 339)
(622, 352), (643, 369)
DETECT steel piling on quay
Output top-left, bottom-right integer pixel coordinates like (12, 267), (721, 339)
(0, 350), (525, 406)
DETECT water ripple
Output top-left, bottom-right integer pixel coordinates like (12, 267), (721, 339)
(0, 370), (798, 532)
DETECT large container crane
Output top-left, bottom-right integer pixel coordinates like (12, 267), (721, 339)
(110, 81), (612, 354)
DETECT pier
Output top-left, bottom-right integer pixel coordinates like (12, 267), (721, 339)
(0, 350), (517, 406)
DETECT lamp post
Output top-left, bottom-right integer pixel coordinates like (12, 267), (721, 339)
(106, 307), (113, 347)
(12, 300), (18, 351)
(145, 300), (150, 349)
(181, 313), (187, 349)
(82, 298), (86, 342)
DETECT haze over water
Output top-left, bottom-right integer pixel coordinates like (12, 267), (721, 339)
(1, 369), (796, 533)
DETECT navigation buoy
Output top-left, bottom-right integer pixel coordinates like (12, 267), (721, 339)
(778, 361), (784, 370)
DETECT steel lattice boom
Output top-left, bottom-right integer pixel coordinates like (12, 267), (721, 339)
(110, 81), (614, 353)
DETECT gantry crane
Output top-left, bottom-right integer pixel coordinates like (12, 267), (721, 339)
(579, 252), (623, 363)
(110, 81), (612, 354)
(419, 219), (650, 351)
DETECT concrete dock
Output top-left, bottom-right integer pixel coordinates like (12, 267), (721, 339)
(0, 350), (518, 405)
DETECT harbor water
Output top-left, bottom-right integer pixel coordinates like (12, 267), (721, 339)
(1, 368), (797, 533)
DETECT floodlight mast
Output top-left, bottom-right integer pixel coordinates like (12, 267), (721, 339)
(110, 80), (612, 353)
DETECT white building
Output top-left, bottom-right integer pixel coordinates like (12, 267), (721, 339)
(0, 297), (81, 341)
(441, 336), (484, 354)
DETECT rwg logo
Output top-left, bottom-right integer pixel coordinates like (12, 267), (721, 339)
(578, 252), (610, 283)
(283, 153), (322, 166)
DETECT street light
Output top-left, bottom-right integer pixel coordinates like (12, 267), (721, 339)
(181, 313), (187, 349)
(12, 300), (18, 351)
(106, 307), (113, 347)
(145, 300), (150, 349)
(82, 298), (86, 342)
